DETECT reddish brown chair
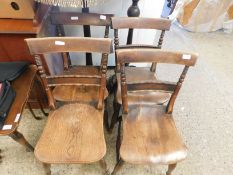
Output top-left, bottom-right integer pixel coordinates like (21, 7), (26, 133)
(50, 12), (113, 103)
(109, 17), (172, 133)
(111, 48), (198, 175)
(25, 37), (112, 175)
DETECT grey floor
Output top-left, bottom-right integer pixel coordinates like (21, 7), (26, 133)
(0, 24), (233, 175)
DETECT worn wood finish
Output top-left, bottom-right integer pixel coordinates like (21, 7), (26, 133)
(25, 37), (113, 55)
(26, 37), (112, 109)
(35, 103), (106, 164)
(111, 17), (171, 30)
(0, 65), (37, 136)
(116, 72), (171, 105)
(53, 85), (108, 103)
(120, 105), (188, 165)
(116, 49), (198, 66)
(51, 12), (114, 26)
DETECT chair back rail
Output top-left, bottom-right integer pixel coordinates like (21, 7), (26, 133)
(111, 17), (171, 30)
(111, 17), (172, 72)
(51, 12), (113, 70)
(26, 37), (112, 55)
(51, 12), (114, 26)
(116, 49), (198, 114)
(25, 37), (112, 110)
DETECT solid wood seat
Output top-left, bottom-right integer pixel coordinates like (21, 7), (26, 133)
(120, 105), (187, 165)
(116, 68), (171, 105)
(53, 66), (108, 102)
(35, 103), (106, 163)
(53, 85), (108, 102)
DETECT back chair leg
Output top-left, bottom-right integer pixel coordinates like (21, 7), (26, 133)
(27, 102), (43, 120)
(109, 102), (121, 134)
(9, 130), (34, 152)
(43, 163), (51, 175)
(116, 116), (122, 162)
(166, 163), (177, 175)
(0, 149), (2, 163)
(99, 158), (110, 175)
(111, 159), (125, 175)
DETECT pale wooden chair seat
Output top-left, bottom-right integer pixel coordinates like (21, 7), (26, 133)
(116, 68), (171, 105)
(120, 105), (187, 165)
(35, 103), (106, 164)
(53, 66), (108, 102)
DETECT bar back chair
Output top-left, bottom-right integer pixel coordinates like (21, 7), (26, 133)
(111, 48), (198, 175)
(25, 37), (112, 175)
(109, 17), (172, 132)
(50, 12), (114, 102)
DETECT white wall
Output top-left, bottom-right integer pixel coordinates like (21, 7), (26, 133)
(61, 0), (165, 66)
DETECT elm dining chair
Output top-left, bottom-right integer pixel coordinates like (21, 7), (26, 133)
(109, 17), (172, 133)
(25, 37), (112, 175)
(50, 12), (114, 103)
(111, 48), (198, 175)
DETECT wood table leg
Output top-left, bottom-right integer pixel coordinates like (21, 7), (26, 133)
(9, 130), (34, 152)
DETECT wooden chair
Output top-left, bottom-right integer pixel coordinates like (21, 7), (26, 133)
(0, 65), (37, 161)
(49, 12), (113, 103)
(25, 37), (112, 175)
(109, 17), (172, 133)
(111, 48), (198, 175)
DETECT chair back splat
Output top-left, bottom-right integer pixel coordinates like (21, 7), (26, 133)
(25, 37), (112, 110)
(111, 17), (172, 72)
(116, 48), (198, 114)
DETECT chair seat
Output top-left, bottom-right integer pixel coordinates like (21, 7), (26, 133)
(53, 85), (108, 102)
(35, 103), (106, 164)
(53, 66), (108, 102)
(120, 105), (187, 165)
(116, 67), (171, 105)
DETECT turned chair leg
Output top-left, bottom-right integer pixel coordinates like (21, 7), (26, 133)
(109, 102), (121, 134)
(166, 163), (177, 175)
(111, 159), (125, 175)
(43, 163), (51, 175)
(99, 158), (110, 175)
(9, 130), (34, 152)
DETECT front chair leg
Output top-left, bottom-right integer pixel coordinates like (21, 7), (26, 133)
(111, 159), (125, 175)
(99, 158), (110, 175)
(27, 102), (43, 120)
(166, 163), (177, 175)
(9, 130), (34, 152)
(43, 163), (51, 175)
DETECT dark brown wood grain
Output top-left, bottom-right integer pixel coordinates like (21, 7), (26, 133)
(116, 48), (198, 66)
(25, 37), (113, 55)
(111, 17), (171, 30)
(51, 12), (114, 26)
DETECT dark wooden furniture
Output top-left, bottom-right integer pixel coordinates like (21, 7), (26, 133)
(25, 37), (112, 175)
(108, 17), (172, 133)
(50, 12), (113, 69)
(111, 48), (198, 175)
(50, 12), (113, 104)
(0, 65), (38, 161)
